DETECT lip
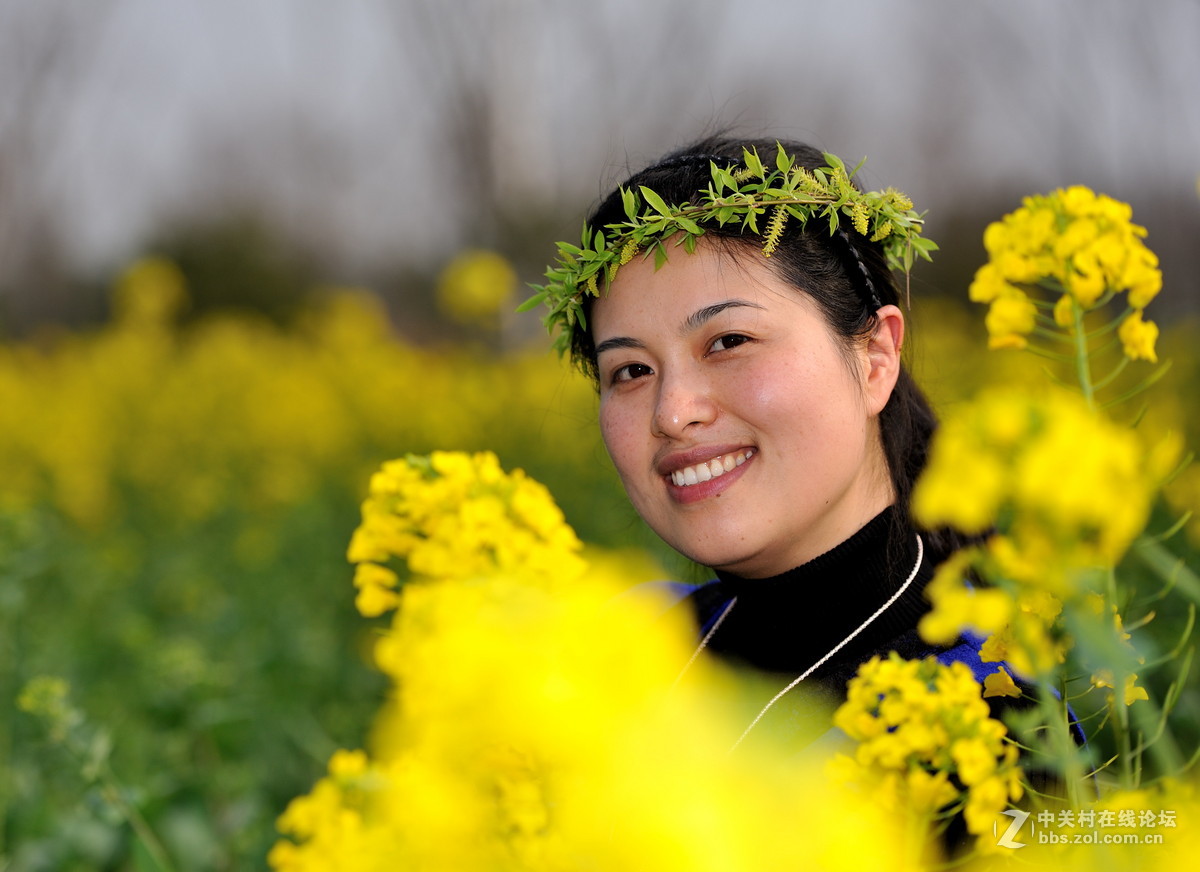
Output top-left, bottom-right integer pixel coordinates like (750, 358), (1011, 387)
(657, 444), (755, 505)
(656, 444), (753, 475)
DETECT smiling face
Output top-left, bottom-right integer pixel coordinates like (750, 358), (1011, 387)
(591, 242), (903, 578)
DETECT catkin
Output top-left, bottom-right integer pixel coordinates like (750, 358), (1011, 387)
(762, 206), (788, 257)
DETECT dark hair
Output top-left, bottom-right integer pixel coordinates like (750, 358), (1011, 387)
(572, 135), (961, 555)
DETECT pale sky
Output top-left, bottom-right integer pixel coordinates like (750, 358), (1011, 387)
(5, 0), (1198, 299)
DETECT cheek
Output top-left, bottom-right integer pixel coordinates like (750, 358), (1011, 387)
(598, 401), (639, 472)
(733, 354), (864, 438)
(728, 356), (806, 419)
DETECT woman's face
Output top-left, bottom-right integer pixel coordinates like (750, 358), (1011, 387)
(591, 242), (902, 578)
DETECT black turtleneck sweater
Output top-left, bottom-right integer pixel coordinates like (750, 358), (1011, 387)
(678, 506), (953, 725)
(695, 506), (935, 675)
(671, 508), (1060, 836)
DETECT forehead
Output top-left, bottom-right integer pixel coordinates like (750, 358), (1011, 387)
(590, 242), (813, 336)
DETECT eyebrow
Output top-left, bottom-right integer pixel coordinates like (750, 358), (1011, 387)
(594, 335), (646, 356)
(594, 298), (766, 357)
(682, 298), (765, 333)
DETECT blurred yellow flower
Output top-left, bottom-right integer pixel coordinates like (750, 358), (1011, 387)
(1118, 308), (1160, 363)
(1091, 670), (1151, 707)
(436, 249), (517, 328)
(983, 288), (1037, 349)
(113, 256), (188, 326)
(982, 666), (1022, 699)
(914, 386), (1164, 572)
(275, 453), (916, 870)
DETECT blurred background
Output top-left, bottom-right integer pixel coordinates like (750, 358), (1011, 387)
(1, 1), (1198, 869)
(2, 0), (1198, 331)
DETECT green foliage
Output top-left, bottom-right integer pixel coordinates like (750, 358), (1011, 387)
(524, 144), (935, 355)
(2, 274), (1197, 868)
(0, 287), (658, 870)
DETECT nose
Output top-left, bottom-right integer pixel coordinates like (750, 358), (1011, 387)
(652, 366), (718, 439)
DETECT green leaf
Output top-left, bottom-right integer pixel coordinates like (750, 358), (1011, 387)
(742, 147), (764, 179)
(622, 187), (637, 221)
(775, 144), (794, 174)
(653, 241), (669, 269)
(515, 292), (547, 313)
(639, 186), (672, 217)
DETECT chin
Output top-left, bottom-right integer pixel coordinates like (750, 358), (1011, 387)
(674, 540), (762, 576)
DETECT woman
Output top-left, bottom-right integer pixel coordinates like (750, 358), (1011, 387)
(533, 135), (994, 749)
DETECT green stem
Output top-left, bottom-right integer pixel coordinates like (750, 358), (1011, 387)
(1018, 610), (1086, 805)
(1106, 567), (1135, 789)
(1091, 356), (1130, 391)
(94, 761), (176, 872)
(1035, 678), (1084, 808)
(1070, 298), (1096, 409)
(1031, 323), (1074, 344)
(1022, 344), (1074, 364)
(1087, 306), (1131, 339)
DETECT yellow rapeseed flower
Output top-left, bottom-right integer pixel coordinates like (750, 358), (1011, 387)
(984, 288), (1037, 349)
(831, 654), (1023, 849)
(967, 263), (1012, 304)
(278, 453), (918, 870)
(973, 187), (1162, 352)
(1091, 670), (1151, 707)
(982, 666), (1022, 699)
(1118, 308), (1160, 363)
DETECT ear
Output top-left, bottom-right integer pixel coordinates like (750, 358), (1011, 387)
(864, 304), (904, 416)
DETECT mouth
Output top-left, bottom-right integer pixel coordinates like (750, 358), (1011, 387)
(667, 449), (755, 487)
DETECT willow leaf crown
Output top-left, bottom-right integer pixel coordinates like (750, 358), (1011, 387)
(521, 143), (937, 355)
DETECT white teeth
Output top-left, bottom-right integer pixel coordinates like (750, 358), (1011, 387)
(669, 450), (754, 487)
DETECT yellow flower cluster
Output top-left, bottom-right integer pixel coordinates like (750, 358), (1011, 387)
(830, 653), (1022, 848)
(346, 451), (585, 616)
(273, 453), (913, 871)
(914, 386), (1173, 575)
(969, 186), (1162, 359)
(0, 259), (609, 536)
(912, 385), (1178, 684)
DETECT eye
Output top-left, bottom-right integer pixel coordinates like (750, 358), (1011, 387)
(707, 333), (752, 353)
(611, 362), (654, 384)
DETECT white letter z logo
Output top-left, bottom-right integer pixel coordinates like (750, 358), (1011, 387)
(995, 809), (1030, 849)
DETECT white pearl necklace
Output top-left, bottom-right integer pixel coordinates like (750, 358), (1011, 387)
(671, 534), (925, 752)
